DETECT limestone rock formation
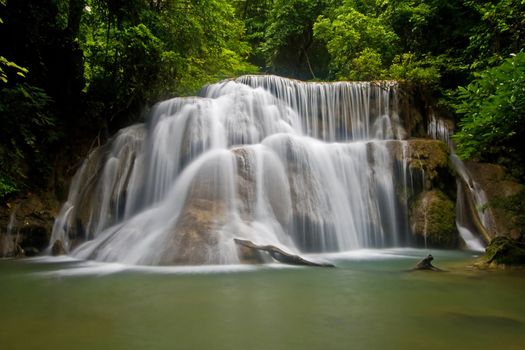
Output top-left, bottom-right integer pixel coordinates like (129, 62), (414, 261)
(484, 236), (525, 266)
(410, 190), (459, 248)
(464, 162), (525, 240)
(0, 192), (58, 257)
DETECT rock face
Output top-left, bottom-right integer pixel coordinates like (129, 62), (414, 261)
(0, 192), (59, 257)
(465, 162), (525, 240)
(410, 190), (459, 248)
(387, 138), (459, 248)
(485, 236), (525, 266)
(51, 239), (66, 256)
(406, 139), (452, 191)
(159, 158), (230, 265)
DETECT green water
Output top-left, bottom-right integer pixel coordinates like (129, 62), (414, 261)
(1, 249), (524, 350)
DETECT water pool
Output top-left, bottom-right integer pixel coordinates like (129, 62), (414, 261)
(1, 249), (524, 350)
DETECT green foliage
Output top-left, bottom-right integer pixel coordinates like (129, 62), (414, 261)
(485, 236), (525, 265)
(0, 175), (19, 199)
(81, 0), (256, 112)
(0, 0), (28, 84)
(453, 53), (525, 177)
(388, 53), (441, 85)
(491, 189), (525, 237)
(0, 56), (28, 84)
(0, 83), (58, 194)
(233, 0), (273, 67)
(314, 3), (398, 80)
(1, 0), (524, 200)
(259, 0), (330, 78)
(466, 0), (525, 69)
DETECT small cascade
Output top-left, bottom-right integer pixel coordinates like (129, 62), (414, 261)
(421, 195), (429, 249)
(50, 75), (425, 265)
(451, 154), (494, 247)
(1, 209), (19, 257)
(427, 112), (454, 149)
(427, 114), (488, 250)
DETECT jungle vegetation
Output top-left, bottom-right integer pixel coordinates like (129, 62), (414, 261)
(0, 0), (524, 199)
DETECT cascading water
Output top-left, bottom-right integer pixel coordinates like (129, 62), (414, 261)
(427, 114), (487, 251)
(51, 75), (419, 265)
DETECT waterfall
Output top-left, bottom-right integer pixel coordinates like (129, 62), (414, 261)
(0, 210), (18, 257)
(427, 114), (487, 251)
(51, 75), (417, 265)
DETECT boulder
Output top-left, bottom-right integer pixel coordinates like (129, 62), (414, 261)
(51, 239), (67, 256)
(0, 191), (59, 257)
(405, 139), (451, 191)
(410, 190), (459, 248)
(464, 162), (525, 240)
(485, 236), (525, 266)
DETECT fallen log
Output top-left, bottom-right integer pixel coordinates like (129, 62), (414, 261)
(411, 254), (444, 271)
(234, 238), (335, 267)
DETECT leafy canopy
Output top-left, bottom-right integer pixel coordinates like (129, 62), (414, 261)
(453, 52), (525, 176)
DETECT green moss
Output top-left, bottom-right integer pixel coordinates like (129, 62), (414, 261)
(408, 139), (451, 189)
(485, 236), (525, 266)
(411, 190), (459, 248)
(490, 189), (525, 239)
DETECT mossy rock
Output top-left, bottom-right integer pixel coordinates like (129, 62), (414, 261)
(407, 139), (451, 190)
(410, 190), (459, 248)
(485, 236), (525, 266)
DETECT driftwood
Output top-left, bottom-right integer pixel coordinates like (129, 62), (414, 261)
(234, 238), (335, 267)
(411, 254), (444, 271)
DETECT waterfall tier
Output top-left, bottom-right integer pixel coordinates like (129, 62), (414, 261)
(51, 75), (437, 265)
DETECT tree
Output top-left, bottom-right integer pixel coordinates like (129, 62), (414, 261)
(260, 0), (331, 79)
(466, 0), (525, 69)
(314, 3), (397, 80)
(81, 0), (256, 130)
(453, 52), (525, 178)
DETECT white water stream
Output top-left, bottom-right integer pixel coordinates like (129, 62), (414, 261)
(50, 76), (483, 264)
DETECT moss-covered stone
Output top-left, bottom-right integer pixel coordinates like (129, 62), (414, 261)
(485, 236), (525, 266)
(410, 190), (459, 248)
(407, 139), (451, 190)
(465, 162), (525, 240)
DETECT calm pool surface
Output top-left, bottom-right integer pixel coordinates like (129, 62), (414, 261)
(1, 249), (524, 350)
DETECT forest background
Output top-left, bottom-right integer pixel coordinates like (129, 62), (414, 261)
(0, 0), (523, 224)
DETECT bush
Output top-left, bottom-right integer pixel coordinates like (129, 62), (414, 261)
(453, 52), (525, 178)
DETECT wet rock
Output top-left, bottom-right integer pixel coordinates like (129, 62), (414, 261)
(232, 147), (292, 227)
(0, 192), (59, 257)
(51, 239), (66, 256)
(23, 247), (40, 257)
(19, 225), (49, 252)
(161, 197), (226, 265)
(160, 155), (231, 265)
(406, 139), (451, 191)
(271, 136), (336, 251)
(485, 236), (525, 266)
(410, 190), (459, 248)
(464, 162), (525, 240)
(14, 244), (25, 257)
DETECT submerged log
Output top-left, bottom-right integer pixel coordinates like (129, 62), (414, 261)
(234, 238), (335, 267)
(411, 254), (444, 271)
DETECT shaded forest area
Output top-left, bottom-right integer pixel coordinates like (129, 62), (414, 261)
(0, 0), (524, 217)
